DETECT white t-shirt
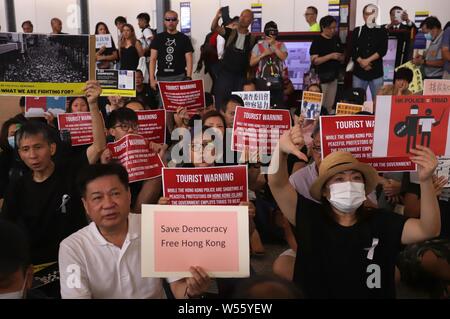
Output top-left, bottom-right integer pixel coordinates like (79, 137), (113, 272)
(59, 213), (178, 299)
(418, 117), (436, 132)
(217, 35), (225, 59)
(140, 27), (154, 49)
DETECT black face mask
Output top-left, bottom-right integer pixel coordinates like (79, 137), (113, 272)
(264, 28), (278, 37)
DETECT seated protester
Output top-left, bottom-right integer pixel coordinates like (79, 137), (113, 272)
(0, 119), (27, 199)
(397, 172), (450, 298)
(135, 70), (158, 109)
(220, 94), (244, 129)
(274, 123), (377, 281)
(102, 107), (165, 213)
(0, 220), (37, 299)
(268, 121), (441, 298)
(377, 67), (413, 96)
(414, 17), (445, 79)
(1, 81), (106, 271)
(158, 128), (256, 298)
(95, 22), (119, 70)
(59, 163), (211, 299)
(242, 78), (257, 92)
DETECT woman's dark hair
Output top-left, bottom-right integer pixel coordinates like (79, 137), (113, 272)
(0, 118), (21, 151)
(77, 163), (129, 197)
(420, 16), (441, 30)
(202, 110), (226, 129)
(394, 67), (414, 83)
(95, 22), (111, 35)
(67, 96), (88, 113)
(320, 15), (336, 30)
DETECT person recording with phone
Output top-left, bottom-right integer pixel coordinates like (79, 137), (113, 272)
(250, 21), (288, 108)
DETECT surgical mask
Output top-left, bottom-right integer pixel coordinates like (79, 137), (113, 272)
(424, 32), (433, 41)
(0, 278), (26, 299)
(328, 181), (366, 213)
(8, 136), (15, 148)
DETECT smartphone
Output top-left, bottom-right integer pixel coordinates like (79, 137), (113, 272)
(221, 6), (231, 25)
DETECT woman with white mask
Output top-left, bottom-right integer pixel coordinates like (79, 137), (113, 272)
(351, 4), (388, 100)
(268, 121), (441, 298)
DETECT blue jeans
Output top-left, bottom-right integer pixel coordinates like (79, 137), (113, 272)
(352, 75), (384, 101)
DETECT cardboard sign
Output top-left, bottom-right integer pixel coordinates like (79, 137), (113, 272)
(95, 34), (112, 49)
(136, 110), (166, 144)
(0, 32), (89, 96)
(96, 69), (136, 97)
(232, 91), (270, 109)
(57, 112), (93, 146)
(162, 166), (248, 206)
(141, 204), (249, 277)
(301, 91), (323, 119)
(373, 95), (450, 157)
(232, 106), (291, 154)
(159, 79), (205, 113)
(108, 134), (164, 183)
(25, 97), (66, 117)
(436, 157), (450, 188)
(335, 102), (364, 115)
(320, 115), (415, 172)
(423, 79), (450, 96)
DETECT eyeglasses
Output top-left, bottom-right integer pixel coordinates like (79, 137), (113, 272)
(165, 18), (178, 22)
(113, 123), (138, 131)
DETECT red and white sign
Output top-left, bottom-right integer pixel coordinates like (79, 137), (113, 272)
(232, 106), (291, 154)
(108, 134), (164, 183)
(158, 79), (205, 113)
(57, 112), (93, 146)
(162, 165), (248, 206)
(321, 115), (416, 172)
(373, 95), (450, 157)
(136, 110), (166, 144)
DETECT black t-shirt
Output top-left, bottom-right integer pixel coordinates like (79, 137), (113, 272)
(150, 31), (194, 77)
(221, 28), (256, 75)
(352, 25), (388, 80)
(1, 152), (89, 264)
(120, 45), (140, 70)
(310, 35), (344, 83)
(293, 194), (407, 298)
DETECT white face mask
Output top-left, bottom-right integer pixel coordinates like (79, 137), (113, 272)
(8, 136), (15, 148)
(0, 278), (26, 299)
(328, 181), (366, 213)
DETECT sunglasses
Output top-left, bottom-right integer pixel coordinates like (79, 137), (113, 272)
(165, 17), (178, 22)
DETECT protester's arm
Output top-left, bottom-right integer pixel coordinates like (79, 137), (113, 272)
(311, 52), (341, 65)
(85, 81), (106, 164)
(135, 41), (144, 57)
(170, 267), (211, 299)
(401, 146), (441, 245)
(133, 177), (162, 214)
(273, 42), (288, 61)
(267, 123), (308, 226)
(211, 8), (225, 36)
(149, 49), (158, 90)
(185, 51), (193, 78)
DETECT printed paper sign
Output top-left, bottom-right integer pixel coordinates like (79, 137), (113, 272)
(423, 79), (450, 96)
(0, 32), (89, 96)
(136, 110), (166, 144)
(301, 91), (323, 119)
(96, 69), (136, 97)
(108, 134), (164, 183)
(159, 79), (205, 113)
(162, 166), (248, 206)
(57, 112), (93, 146)
(95, 34), (112, 49)
(232, 106), (291, 154)
(373, 95), (450, 157)
(335, 102), (363, 115)
(436, 157), (450, 188)
(232, 91), (270, 109)
(320, 115), (415, 172)
(395, 61), (423, 93)
(141, 205), (249, 277)
(25, 97), (66, 117)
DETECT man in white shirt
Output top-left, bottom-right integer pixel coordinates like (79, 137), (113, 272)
(59, 163), (210, 299)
